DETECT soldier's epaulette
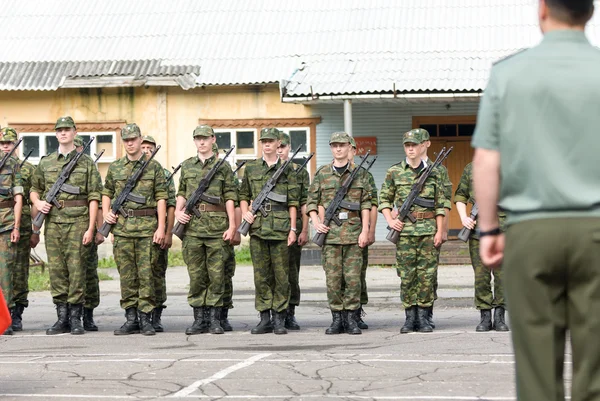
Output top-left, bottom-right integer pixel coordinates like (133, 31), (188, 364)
(493, 48), (528, 65)
(314, 164), (329, 175)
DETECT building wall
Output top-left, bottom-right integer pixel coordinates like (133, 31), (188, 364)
(311, 101), (480, 241)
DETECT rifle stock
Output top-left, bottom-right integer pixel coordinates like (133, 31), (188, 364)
(457, 203), (478, 242)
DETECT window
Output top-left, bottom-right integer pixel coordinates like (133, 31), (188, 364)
(18, 131), (117, 164)
(278, 127), (312, 173)
(415, 121), (476, 137)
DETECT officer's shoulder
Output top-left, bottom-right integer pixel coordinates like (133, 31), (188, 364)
(493, 48), (528, 66)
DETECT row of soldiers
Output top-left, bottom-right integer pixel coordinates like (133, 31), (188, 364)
(0, 117), (507, 336)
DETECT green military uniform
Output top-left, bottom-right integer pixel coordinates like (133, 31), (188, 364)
(379, 129), (446, 333)
(0, 128), (24, 336)
(454, 162), (508, 332)
(307, 132), (372, 335)
(239, 128), (299, 335)
(102, 123), (167, 336)
(31, 116), (102, 335)
(178, 125), (237, 335)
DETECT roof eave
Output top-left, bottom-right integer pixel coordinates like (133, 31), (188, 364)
(281, 91), (483, 104)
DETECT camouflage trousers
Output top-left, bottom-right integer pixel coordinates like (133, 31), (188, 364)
(11, 228), (31, 308)
(322, 244), (362, 311)
(183, 236), (225, 308)
(469, 238), (504, 309)
(249, 236), (290, 313)
(154, 247), (168, 308)
(0, 231), (16, 307)
(432, 245), (440, 301)
(340, 245), (368, 305)
(396, 235), (437, 309)
(113, 236), (158, 314)
(288, 241), (302, 306)
(84, 241), (100, 309)
(45, 220), (91, 305)
(223, 243), (236, 309)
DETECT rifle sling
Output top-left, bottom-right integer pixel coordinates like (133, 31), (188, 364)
(413, 197), (435, 208)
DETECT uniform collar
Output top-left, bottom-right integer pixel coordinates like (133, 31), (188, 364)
(124, 153), (146, 165)
(261, 156), (280, 169)
(195, 153), (216, 166)
(542, 29), (589, 45)
(57, 148), (77, 160)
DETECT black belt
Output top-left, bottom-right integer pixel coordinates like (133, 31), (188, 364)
(262, 203), (288, 212)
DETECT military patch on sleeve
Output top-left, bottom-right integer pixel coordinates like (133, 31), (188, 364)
(493, 48), (528, 65)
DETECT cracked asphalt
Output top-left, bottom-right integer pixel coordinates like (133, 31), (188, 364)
(0, 263), (543, 400)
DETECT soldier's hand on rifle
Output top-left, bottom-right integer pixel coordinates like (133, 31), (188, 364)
(298, 230), (309, 246)
(223, 226), (236, 243)
(391, 209), (399, 220)
(434, 230), (444, 248)
(175, 209), (191, 225)
(313, 221), (330, 234)
(82, 228), (94, 245)
(30, 232), (40, 248)
(231, 231), (241, 246)
(104, 211), (118, 225)
(358, 229), (369, 248)
(287, 230), (297, 247)
(35, 200), (52, 214)
(387, 217), (404, 232)
(242, 211), (255, 225)
(95, 232), (105, 245)
(10, 227), (20, 243)
(461, 216), (476, 230)
(153, 227), (165, 246)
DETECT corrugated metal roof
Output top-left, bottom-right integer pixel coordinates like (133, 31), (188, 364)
(0, 0), (599, 92)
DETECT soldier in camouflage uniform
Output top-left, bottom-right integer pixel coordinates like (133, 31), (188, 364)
(213, 142), (241, 331)
(276, 132), (309, 330)
(31, 116), (102, 335)
(379, 129), (446, 334)
(175, 125), (237, 335)
(454, 162), (508, 332)
(0, 128), (38, 333)
(0, 128), (24, 336)
(348, 136), (377, 330)
(239, 128), (299, 335)
(74, 134), (104, 331)
(307, 132), (371, 335)
(102, 123), (167, 336)
(141, 135), (176, 332)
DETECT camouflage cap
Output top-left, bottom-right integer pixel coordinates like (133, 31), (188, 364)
(403, 129), (425, 145)
(0, 127), (18, 142)
(260, 128), (281, 141)
(212, 143), (219, 153)
(414, 128), (431, 141)
(193, 125), (215, 138)
(349, 136), (357, 148)
(142, 135), (156, 145)
(121, 123), (142, 139)
(329, 131), (352, 144)
(55, 116), (76, 130)
(279, 132), (291, 146)
(74, 135), (84, 147)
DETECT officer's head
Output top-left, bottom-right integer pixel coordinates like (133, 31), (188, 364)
(539, 0), (594, 31)
(0, 127), (18, 154)
(141, 135), (157, 156)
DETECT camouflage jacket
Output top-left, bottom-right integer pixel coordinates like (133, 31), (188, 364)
(306, 162), (372, 245)
(177, 154), (237, 238)
(294, 163), (310, 231)
(453, 162), (507, 238)
(425, 157), (453, 210)
(31, 150), (102, 224)
(16, 159), (35, 233)
(365, 168), (378, 207)
(164, 168), (177, 209)
(102, 154), (167, 237)
(239, 157), (299, 241)
(378, 160), (446, 236)
(0, 155), (23, 233)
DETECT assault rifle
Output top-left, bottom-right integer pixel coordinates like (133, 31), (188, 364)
(457, 203), (478, 242)
(93, 149), (105, 164)
(312, 151), (371, 247)
(98, 145), (160, 237)
(172, 147), (235, 239)
(32, 138), (95, 228)
(385, 147), (453, 244)
(238, 146), (302, 236)
(233, 160), (246, 175)
(295, 153), (314, 174)
(166, 161), (183, 183)
(19, 147), (34, 168)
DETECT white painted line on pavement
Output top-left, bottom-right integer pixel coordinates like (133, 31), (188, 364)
(0, 394), (525, 400)
(0, 358), (518, 364)
(169, 353), (271, 398)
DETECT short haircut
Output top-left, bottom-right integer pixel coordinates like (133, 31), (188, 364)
(546, 0), (594, 25)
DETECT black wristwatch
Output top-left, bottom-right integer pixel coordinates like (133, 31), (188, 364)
(479, 227), (502, 237)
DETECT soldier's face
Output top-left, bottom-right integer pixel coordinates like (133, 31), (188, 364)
(56, 127), (76, 145)
(194, 135), (215, 154)
(330, 142), (350, 161)
(277, 143), (290, 160)
(141, 142), (155, 156)
(123, 137), (142, 155)
(0, 141), (14, 154)
(404, 143), (423, 160)
(261, 139), (279, 155)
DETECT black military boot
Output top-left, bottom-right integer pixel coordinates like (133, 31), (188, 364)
(356, 306), (368, 330)
(345, 310), (362, 335)
(209, 307), (224, 334)
(220, 308), (233, 332)
(493, 307), (510, 332)
(285, 305), (301, 330)
(185, 307), (209, 335)
(325, 311), (344, 335)
(427, 306), (436, 329)
(251, 310), (273, 334)
(272, 310), (288, 335)
(138, 310), (156, 336)
(400, 307), (417, 334)
(114, 307), (140, 335)
(83, 308), (98, 331)
(152, 306), (164, 333)
(417, 307), (433, 333)
(69, 304), (85, 335)
(11, 304), (25, 331)
(3, 325), (13, 335)
(46, 303), (70, 335)
(476, 309), (493, 332)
